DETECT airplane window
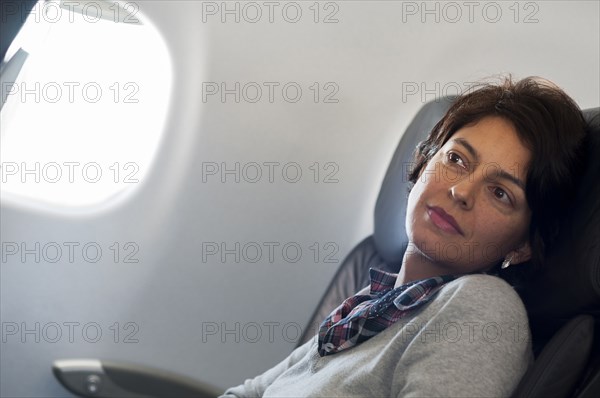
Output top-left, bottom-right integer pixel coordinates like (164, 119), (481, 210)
(0, 0), (172, 209)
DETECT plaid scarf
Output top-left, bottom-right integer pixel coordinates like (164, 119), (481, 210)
(317, 268), (457, 356)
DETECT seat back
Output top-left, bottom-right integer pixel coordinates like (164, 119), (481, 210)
(299, 99), (600, 398)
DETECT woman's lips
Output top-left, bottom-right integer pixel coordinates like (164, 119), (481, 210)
(427, 206), (464, 236)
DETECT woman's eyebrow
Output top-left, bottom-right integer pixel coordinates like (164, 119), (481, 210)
(452, 138), (480, 162)
(494, 169), (526, 191)
(452, 138), (525, 190)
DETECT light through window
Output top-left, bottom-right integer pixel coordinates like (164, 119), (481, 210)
(0, 0), (172, 208)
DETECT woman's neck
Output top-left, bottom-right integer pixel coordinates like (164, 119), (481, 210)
(395, 248), (450, 288)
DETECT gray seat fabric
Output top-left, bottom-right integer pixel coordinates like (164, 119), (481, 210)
(512, 315), (594, 398)
(299, 99), (600, 398)
(576, 364), (600, 398)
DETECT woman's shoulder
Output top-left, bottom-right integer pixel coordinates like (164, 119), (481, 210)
(432, 273), (528, 320)
(441, 273), (522, 298)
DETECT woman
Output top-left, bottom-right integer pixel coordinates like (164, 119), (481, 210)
(220, 76), (587, 397)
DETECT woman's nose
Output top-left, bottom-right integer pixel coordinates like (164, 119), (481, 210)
(449, 179), (475, 209)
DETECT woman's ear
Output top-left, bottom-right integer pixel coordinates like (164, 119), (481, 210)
(508, 242), (532, 265)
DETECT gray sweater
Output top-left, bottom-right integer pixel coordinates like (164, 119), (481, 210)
(221, 274), (533, 397)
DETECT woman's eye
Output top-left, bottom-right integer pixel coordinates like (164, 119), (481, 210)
(447, 151), (465, 166)
(490, 187), (512, 205)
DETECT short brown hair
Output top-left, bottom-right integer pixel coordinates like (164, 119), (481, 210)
(409, 76), (587, 271)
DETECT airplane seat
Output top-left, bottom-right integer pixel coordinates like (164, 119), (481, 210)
(300, 100), (600, 398)
(53, 99), (600, 398)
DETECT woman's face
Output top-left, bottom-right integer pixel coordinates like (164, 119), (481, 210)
(406, 116), (532, 274)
